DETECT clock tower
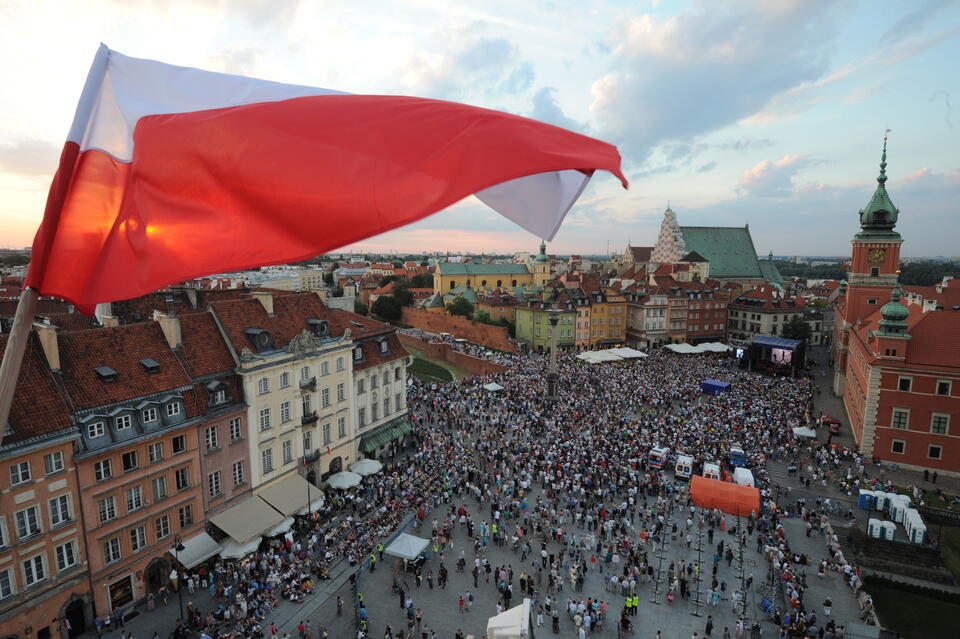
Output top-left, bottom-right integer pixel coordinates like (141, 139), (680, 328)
(843, 136), (903, 325)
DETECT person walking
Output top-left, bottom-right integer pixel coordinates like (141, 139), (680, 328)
(705, 615), (714, 638)
(337, 596), (343, 616)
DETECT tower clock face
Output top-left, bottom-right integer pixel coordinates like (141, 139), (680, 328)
(867, 248), (887, 264)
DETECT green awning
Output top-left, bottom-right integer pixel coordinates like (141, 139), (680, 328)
(360, 419), (411, 453)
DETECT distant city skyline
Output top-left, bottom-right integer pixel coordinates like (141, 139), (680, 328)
(1, 1), (958, 256)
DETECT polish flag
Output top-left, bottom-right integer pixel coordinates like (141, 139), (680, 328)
(25, 45), (627, 314)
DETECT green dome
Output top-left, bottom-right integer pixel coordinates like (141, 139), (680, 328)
(857, 137), (901, 240)
(880, 298), (909, 321)
(878, 282), (910, 337)
(535, 240), (549, 262)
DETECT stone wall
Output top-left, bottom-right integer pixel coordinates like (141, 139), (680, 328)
(398, 333), (508, 377)
(399, 308), (518, 353)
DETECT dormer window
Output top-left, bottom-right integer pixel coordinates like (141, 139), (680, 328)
(115, 415), (132, 430)
(307, 318), (329, 338)
(87, 421), (105, 438)
(139, 358), (160, 374)
(243, 327), (272, 352)
(353, 346), (364, 362)
(94, 366), (118, 383)
(378, 339), (390, 354)
(166, 402), (181, 417)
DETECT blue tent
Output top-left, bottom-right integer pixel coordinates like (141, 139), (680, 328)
(701, 379), (731, 395)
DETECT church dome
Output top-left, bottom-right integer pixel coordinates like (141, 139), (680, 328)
(880, 285), (909, 322)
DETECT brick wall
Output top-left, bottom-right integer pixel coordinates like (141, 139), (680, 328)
(398, 333), (508, 377)
(400, 308), (518, 353)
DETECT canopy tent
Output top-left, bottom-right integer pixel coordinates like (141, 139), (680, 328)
(690, 475), (760, 516)
(486, 598), (532, 639)
(576, 350), (623, 364)
(219, 538), (261, 560)
(170, 531), (221, 568)
(383, 533), (430, 561)
(209, 495), (287, 543)
(733, 467), (756, 488)
(750, 335), (803, 350)
(264, 516), (295, 537)
(349, 458), (383, 476)
(327, 471), (363, 489)
(699, 342), (733, 352)
(607, 347), (648, 359)
(701, 380), (731, 395)
(664, 343), (700, 354)
(793, 426), (817, 438)
(483, 382), (505, 392)
(256, 475), (324, 516)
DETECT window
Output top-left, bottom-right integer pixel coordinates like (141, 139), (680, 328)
(321, 361), (329, 376)
(142, 407), (158, 423)
(261, 448), (274, 474)
(395, 367), (402, 381)
(321, 423), (331, 445)
(937, 381), (952, 396)
(98, 497), (116, 524)
(303, 431), (312, 452)
(152, 476), (167, 501)
(175, 467), (189, 491)
(354, 346), (363, 361)
(870, 267), (879, 278)
(280, 401), (291, 423)
(279, 372), (290, 389)
(384, 397), (390, 417)
(230, 418), (242, 441)
(337, 383), (345, 402)
(155, 515), (170, 539)
(357, 379), (365, 394)
(931, 414), (950, 435)
(358, 407), (366, 427)
(891, 439), (905, 454)
(336, 357), (344, 371)
(300, 366), (311, 382)
(115, 414), (132, 430)
(49, 494), (71, 526)
(301, 395), (311, 417)
(23, 554), (45, 586)
(372, 403), (379, 421)
(208, 471), (222, 498)
(178, 504), (193, 528)
(259, 407), (272, 430)
(16, 506), (41, 538)
(94, 459), (112, 481)
(395, 393), (402, 412)
(281, 440), (293, 465)
(205, 426), (218, 451)
(122, 450), (139, 472)
(126, 485), (143, 512)
(148, 442), (164, 463)
(0, 568), (13, 599)
(891, 409), (909, 430)
(232, 461), (245, 486)
(166, 402), (181, 417)
(172, 434), (186, 454)
(929, 444), (943, 460)
(103, 538), (121, 564)
(10, 461), (31, 486)
(321, 387), (330, 407)
(130, 526), (146, 552)
(897, 377), (912, 392)
(338, 417), (346, 438)
(55, 541), (77, 571)
(258, 377), (270, 394)
(213, 389), (227, 404)
(87, 421), (105, 438)
(383, 371), (390, 386)
(44, 451), (64, 474)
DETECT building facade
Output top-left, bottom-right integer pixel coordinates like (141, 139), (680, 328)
(514, 296), (577, 353)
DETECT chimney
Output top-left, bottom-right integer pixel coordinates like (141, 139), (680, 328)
(252, 291), (274, 315)
(33, 320), (60, 371)
(100, 315), (119, 327)
(154, 312), (182, 349)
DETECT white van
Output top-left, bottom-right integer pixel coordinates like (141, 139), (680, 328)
(675, 454), (694, 480)
(703, 462), (721, 481)
(733, 467), (755, 487)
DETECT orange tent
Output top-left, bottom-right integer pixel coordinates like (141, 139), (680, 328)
(690, 475), (760, 516)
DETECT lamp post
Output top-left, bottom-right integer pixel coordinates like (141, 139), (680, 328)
(546, 307), (560, 403)
(172, 535), (185, 621)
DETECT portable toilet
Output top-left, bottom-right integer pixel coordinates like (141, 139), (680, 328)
(867, 518), (883, 538)
(881, 521), (897, 541)
(890, 495), (910, 523)
(703, 462), (721, 481)
(909, 520), (927, 544)
(873, 491), (889, 511)
(675, 454), (694, 480)
(858, 489), (876, 510)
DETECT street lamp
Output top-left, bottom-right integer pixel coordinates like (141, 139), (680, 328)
(546, 307), (560, 403)
(172, 535), (185, 621)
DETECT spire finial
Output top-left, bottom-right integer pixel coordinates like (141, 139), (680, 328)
(878, 128), (890, 185)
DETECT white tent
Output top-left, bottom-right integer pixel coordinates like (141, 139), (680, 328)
(383, 533), (430, 561)
(608, 347), (648, 359)
(486, 598), (532, 639)
(665, 343), (699, 354)
(483, 382), (505, 391)
(698, 342), (732, 353)
(327, 471), (362, 489)
(349, 458), (383, 476)
(792, 426), (817, 439)
(577, 350), (623, 364)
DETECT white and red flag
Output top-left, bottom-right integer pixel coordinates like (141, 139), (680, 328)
(25, 45), (627, 314)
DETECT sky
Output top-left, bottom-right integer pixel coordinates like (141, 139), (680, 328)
(0, 0), (958, 257)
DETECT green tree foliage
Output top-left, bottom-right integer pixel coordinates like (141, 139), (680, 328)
(372, 295), (403, 322)
(446, 297), (474, 317)
(408, 272), (434, 289)
(782, 315), (812, 340)
(473, 310), (492, 324)
(353, 300), (368, 316)
(323, 271), (334, 285)
(0, 253), (29, 266)
(899, 262), (960, 286)
(773, 260), (846, 281)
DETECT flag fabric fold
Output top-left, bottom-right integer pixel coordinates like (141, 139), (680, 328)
(25, 45), (627, 313)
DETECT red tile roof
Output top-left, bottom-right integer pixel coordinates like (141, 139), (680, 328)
(58, 322), (195, 412)
(176, 313), (237, 377)
(45, 312), (101, 332)
(327, 309), (409, 371)
(0, 333), (73, 445)
(904, 311), (960, 367)
(628, 246), (654, 262)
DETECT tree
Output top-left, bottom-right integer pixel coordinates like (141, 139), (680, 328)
(0, 253), (29, 266)
(473, 310), (493, 324)
(372, 295), (403, 322)
(391, 279), (415, 307)
(446, 297), (474, 317)
(409, 272), (434, 289)
(781, 315), (811, 340)
(354, 301), (368, 316)
(323, 271), (334, 286)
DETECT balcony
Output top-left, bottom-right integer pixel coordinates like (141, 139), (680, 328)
(300, 376), (317, 392)
(301, 411), (319, 425)
(302, 449), (322, 465)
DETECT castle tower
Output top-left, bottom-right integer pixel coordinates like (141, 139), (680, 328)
(650, 205), (686, 264)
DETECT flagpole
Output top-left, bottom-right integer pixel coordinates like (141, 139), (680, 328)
(0, 288), (39, 447)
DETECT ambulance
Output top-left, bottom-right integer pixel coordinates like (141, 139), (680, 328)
(647, 446), (671, 469)
(675, 454), (694, 480)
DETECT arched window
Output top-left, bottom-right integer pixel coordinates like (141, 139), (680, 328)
(512, 280), (517, 287)
(481, 280), (487, 287)
(450, 281), (455, 290)
(497, 280), (502, 288)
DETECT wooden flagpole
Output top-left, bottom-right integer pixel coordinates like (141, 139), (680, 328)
(0, 288), (39, 447)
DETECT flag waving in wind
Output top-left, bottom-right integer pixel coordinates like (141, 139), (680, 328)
(25, 45), (627, 314)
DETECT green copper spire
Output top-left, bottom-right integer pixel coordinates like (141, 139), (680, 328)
(536, 240), (549, 262)
(856, 132), (901, 240)
(878, 280), (910, 337)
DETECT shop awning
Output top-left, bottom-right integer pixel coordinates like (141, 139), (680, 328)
(264, 517), (295, 537)
(361, 419), (411, 453)
(209, 495), (286, 544)
(171, 531), (221, 568)
(256, 474), (324, 516)
(219, 538), (261, 560)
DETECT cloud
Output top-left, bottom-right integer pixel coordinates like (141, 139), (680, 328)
(737, 154), (812, 197)
(842, 83), (885, 104)
(696, 161), (717, 173)
(879, 0), (949, 46)
(589, 0), (846, 163)
(209, 45), (263, 76)
(0, 137), (60, 178)
(530, 87), (584, 131)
